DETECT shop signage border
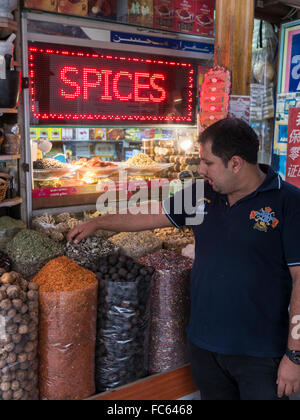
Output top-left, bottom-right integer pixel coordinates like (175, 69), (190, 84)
(278, 19), (300, 94)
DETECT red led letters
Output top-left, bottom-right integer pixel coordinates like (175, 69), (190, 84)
(60, 67), (167, 104)
(29, 45), (196, 124)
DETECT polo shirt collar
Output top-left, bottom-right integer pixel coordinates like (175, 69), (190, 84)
(257, 165), (282, 193)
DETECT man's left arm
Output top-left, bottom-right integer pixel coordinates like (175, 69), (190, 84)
(277, 266), (300, 398)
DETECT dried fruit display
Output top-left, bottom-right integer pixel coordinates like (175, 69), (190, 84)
(33, 257), (98, 400)
(109, 231), (162, 260)
(95, 252), (153, 392)
(0, 271), (39, 401)
(65, 236), (118, 272)
(140, 250), (193, 374)
(33, 159), (67, 170)
(32, 213), (81, 242)
(153, 227), (195, 254)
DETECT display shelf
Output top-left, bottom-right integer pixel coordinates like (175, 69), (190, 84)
(90, 365), (198, 401)
(50, 140), (123, 144)
(0, 108), (18, 115)
(0, 154), (21, 161)
(0, 197), (22, 208)
(0, 18), (18, 38)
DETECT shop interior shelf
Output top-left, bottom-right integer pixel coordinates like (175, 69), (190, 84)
(0, 18), (17, 38)
(0, 197), (22, 208)
(0, 108), (18, 115)
(0, 155), (21, 161)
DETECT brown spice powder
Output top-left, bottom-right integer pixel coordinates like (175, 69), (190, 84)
(33, 256), (97, 292)
(32, 257), (98, 400)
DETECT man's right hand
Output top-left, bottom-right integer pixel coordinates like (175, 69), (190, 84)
(67, 220), (98, 244)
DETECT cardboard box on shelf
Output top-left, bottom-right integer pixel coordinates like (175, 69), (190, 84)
(24, 0), (58, 12)
(58, 0), (88, 16)
(154, 0), (175, 31)
(175, 0), (194, 34)
(88, 0), (116, 20)
(194, 0), (215, 37)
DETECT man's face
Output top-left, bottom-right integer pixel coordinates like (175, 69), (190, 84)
(198, 141), (234, 195)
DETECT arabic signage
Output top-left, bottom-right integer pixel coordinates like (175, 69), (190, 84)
(111, 31), (214, 57)
(29, 43), (197, 125)
(286, 108), (300, 188)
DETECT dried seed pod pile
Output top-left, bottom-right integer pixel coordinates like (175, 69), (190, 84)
(33, 158), (67, 170)
(0, 269), (39, 401)
(33, 257), (98, 401)
(65, 236), (118, 272)
(6, 230), (65, 280)
(32, 213), (81, 243)
(109, 231), (163, 260)
(153, 227), (195, 254)
(140, 250), (193, 375)
(95, 252), (154, 392)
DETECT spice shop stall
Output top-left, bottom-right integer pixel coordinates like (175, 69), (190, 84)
(6, 1), (215, 400)
(20, 8), (214, 222)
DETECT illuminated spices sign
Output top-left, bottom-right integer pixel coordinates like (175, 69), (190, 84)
(29, 44), (197, 125)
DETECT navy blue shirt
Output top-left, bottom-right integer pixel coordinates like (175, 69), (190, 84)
(163, 167), (300, 358)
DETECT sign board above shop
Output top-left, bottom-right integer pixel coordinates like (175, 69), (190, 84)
(29, 43), (197, 126)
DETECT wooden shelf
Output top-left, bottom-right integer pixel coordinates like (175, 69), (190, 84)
(0, 155), (21, 161)
(0, 197), (22, 208)
(0, 18), (17, 38)
(91, 365), (198, 401)
(0, 108), (18, 115)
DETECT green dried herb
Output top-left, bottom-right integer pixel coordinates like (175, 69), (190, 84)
(6, 229), (65, 279)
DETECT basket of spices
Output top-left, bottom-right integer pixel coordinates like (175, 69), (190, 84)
(33, 257), (98, 401)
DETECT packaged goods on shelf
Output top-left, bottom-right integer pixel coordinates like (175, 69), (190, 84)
(140, 250), (193, 374)
(154, 0), (175, 31)
(154, 227), (195, 254)
(0, 270), (39, 401)
(58, 0), (88, 16)
(95, 253), (154, 392)
(24, 0), (58, 12)
(33, 257), (98, 401)
(88, 0), (117, 20)
(6, 230), (65, 280)
(65, 236), (118, 272)
(109, 231), (163, 260)
(0, 216), (25, 252)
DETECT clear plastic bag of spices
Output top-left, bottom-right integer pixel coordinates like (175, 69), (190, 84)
(140, 250), (193, 374)
(0, 271), (39, 400)
(95, 253), (153, 392)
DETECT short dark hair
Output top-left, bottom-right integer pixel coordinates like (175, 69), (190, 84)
(199, 118), (260, 166)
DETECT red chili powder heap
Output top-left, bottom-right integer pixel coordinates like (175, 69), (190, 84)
(33, 256), (97, 292)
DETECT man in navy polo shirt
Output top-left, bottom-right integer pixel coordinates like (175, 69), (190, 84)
(68, 118), (300, 400)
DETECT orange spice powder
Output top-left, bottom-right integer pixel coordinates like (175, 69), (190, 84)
(33, 256), (97, 292)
